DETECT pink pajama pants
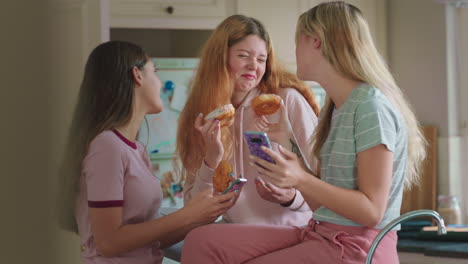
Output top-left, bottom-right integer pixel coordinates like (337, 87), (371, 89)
(181, 219), (398, 264)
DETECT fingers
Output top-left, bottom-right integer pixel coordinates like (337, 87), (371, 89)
(200, 189), (214, 197)
(260, 180), (284, 195)
(197, 118), (220, 144)
(259, 146), (283, 164)
(255, 183), (272, 202)
(254, 116), (271, 131)
(259, 115), (270, 127)
(255, 177), (273, 192)
(194, 113), (204, 132)
(249, 156), (273, 172)
(255, 177), (287, 204)
(195, 113), (219, 137)
(255, 176), (286, 196)
(210, 120), (221, 141)
(228, 172), (235, 183)
(215, 191), (236, 203)
(231, 188), (242, 204)
(249, 155), (276, 176)
(201, 119), (217, 136)
(213, 194), (237, 215)
(278, 144), (297, 160)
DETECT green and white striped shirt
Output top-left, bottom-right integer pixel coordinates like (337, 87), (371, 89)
(313, 83), (407, 230)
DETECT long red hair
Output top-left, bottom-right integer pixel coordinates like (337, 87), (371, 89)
(176, 15), (320, 185)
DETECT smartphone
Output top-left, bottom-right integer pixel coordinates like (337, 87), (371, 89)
(243, 131), (275, 164)
(222, 178), (247, 194)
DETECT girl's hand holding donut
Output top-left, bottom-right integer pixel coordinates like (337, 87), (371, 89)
(195, 104), (235, 169)
(254, 101), (292, 145)
(194, 113), (223, 169)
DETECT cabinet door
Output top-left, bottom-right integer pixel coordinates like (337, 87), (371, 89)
(110, 0), (228, 29)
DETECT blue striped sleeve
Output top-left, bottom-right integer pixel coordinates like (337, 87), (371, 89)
(354, 99), (398, 153)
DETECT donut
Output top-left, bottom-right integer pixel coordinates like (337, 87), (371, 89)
(213, 160), (233, 193)
(251, 94), (281, 115)
(204, 104), (235, 127)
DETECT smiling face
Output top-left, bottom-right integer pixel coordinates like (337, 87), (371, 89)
(228, 35), (267, 95)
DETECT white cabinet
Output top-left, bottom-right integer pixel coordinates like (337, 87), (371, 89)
(109, 0), (387, 70)
(110, 0), (231, 29)
(237, 0), (387, 71)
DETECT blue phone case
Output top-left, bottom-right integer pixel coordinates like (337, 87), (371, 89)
(243, 131), (275, 164)
(223, 178), (247, 194)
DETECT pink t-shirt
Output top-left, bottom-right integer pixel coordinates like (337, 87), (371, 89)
(76, 130), (163, 264)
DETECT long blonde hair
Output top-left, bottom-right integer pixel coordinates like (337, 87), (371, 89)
(176, 15), (320, 185)
(297, 1), (426, 189)
(57, 41), (149, 233)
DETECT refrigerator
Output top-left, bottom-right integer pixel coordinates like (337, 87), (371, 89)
(138, 58), (199, 207)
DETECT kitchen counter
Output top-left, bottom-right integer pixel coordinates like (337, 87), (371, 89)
(398, 238), (468, 259)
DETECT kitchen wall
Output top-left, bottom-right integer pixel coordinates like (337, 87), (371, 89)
(460, 4), (468, 221)
(49, 1), (109, 263)
(388, 0), (448, 135)
(388, 0), (468, 222)
(1, 0), (55, 263)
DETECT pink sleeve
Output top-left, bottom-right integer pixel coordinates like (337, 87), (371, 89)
(83, 136), (125, 207)
(183, 161), (215, 203)
(281, 88), (318, 174)
(281, 88), (318, 212)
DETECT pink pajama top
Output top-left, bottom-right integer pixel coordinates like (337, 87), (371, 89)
(184, 87), (318, 226)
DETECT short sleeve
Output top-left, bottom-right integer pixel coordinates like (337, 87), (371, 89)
(354, 99), (399, 153)
(83, 135), (125, 207)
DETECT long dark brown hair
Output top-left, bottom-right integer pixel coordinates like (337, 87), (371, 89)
(57, 41), (149, 233)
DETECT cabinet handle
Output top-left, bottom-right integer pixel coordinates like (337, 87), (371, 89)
(166, 6), (174, 14)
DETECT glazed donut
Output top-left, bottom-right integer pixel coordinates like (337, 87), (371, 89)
(213, 160), (233, 193)
(204, 104), (235, 127)
(251, 94), (281, 116)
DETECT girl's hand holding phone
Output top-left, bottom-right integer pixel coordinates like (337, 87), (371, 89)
(194, 113), (223, 169)
(254, 176), (296, 205)
(249, 145), (310, 189)
(222, 178), (247, 194)
(183, 189), (236, 226)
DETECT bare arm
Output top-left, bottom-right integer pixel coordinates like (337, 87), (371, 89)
(90, 190), (236, 257)
(298, 145), (393, 226)
(251, 144), (393, 227)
